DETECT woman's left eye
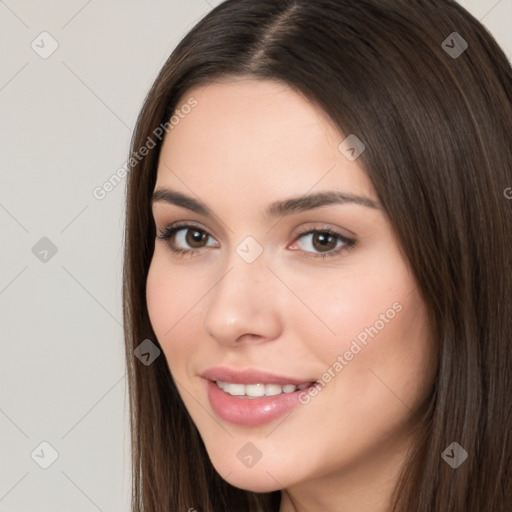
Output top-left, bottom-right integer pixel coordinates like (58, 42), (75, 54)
(290, 229), (356, 259)
(156, 223), (356, 259)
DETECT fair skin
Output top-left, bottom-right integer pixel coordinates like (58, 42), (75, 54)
(146, 78), (437, 512)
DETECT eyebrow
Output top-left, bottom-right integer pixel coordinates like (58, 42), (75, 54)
(151, 187), (379, 219)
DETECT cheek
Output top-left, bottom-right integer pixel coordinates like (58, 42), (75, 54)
(146, 251), (210, 380)
(146, 253), (188, 357)
(146, 257), (170, 336)
(325, 281), (434, 425)
(285, 258), (411, 356)
(293, 249), (434, 406)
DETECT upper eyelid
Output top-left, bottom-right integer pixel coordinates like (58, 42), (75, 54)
(152, 204), (231, 237)
(156, 220), (211, 237)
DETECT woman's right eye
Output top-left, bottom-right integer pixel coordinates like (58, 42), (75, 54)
(157, 224), (219, 256)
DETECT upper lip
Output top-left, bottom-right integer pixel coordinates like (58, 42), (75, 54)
(201, 366), (316, 386)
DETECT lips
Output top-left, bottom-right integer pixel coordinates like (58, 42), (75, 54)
(201, 366), (318, 426)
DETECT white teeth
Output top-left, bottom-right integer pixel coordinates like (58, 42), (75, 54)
(226, 383), (245, 396)
(216, 380), (311, 397)
(264, 384), (282, 396)
(245, 384), (265, 397)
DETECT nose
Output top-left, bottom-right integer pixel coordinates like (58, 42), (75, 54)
(203, 257), (284, 347)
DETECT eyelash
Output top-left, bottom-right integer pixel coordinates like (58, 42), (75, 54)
(156, 222), (356, 259)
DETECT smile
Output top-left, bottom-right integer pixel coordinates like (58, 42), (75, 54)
(206, 379), (318, 426)
(216, 380), (311, 398)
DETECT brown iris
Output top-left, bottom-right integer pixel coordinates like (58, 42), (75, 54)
(312, 232), (338, 252)
(185, 228), (209, 248)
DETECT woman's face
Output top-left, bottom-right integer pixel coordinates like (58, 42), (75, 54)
(146, 78), (436, 500)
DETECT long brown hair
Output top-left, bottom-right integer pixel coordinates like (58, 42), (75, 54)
(122, 1), (512, 510)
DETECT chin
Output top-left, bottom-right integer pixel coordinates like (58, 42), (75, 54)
(206, 448), (302, 493)
(222, 469), (284, 493)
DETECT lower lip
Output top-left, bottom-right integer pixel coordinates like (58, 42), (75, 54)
(206, 380), (312, 426)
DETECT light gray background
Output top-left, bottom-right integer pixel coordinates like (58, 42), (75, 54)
(1, 1), (510, 511)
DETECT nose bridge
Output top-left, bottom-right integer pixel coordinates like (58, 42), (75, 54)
(203, 247), (282, 345)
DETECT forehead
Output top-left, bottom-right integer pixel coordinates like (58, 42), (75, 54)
(168, 77), (339, 150)
(155, 78), (375, 205)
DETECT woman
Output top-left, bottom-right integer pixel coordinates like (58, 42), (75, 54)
(123, 1), (512, 510)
